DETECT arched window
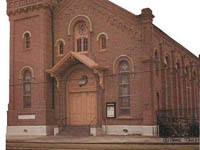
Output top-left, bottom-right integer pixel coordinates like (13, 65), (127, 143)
(118, 60), (130, 116)
(176, 62), (183, 115)
(100, 35), (107, 50)
(24, 33), (31, 49)
(184, 66), (189, 77)
(164, 56), (169, 67)
(175, 62), (180, 70)
(59, 41), (64, 55)
(97, 33), (108, 51)
(74, 21), (89, 52)
(23, 70), (32, 108)
(155, 51), (159, 62)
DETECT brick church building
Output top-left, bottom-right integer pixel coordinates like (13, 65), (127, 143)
(6, 0), (199, 136)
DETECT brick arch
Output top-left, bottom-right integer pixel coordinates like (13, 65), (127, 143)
(68, 15), (93, 36)
(96, 32), (109, 41)
(22, 31), (32, 38)
(55, 39), (65, 56)
(19, 66), (34, 80)
(163, 53), (171, 67)
(182, 57), (191, 76)
(55, 39), (66, 46)
(175, 58), (182, 69)
(113, 55), (134, 74)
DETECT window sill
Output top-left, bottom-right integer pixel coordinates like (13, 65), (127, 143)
(99, 49), (107, 52)
(116, 117), (143, 121)
(117, 116), (132, 119)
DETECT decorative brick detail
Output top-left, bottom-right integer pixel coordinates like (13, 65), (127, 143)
(7, 0), (60, 16)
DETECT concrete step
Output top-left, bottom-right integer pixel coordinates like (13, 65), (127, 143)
(59, 126), (90, 136)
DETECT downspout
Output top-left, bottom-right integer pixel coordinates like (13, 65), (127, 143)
(50, 8), (55, 109)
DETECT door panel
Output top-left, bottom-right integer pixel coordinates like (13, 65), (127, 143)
(67, 68), (97, 126)
(69, 92), (97, 125)
(70, 93), (82, 125)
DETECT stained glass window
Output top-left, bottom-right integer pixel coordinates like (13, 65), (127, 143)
(118, 61), (130, 116)
(23, 70), (31, 108)
(24, 33), (30, 49)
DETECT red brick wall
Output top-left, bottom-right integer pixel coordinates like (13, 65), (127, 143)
(7, 0), (199, 127)
(7, 6), (54, 126)
(152, 27), (200, 120)
(53, 2), (156, 126)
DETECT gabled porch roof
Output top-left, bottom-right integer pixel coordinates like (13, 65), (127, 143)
(46, 52), (106, 77)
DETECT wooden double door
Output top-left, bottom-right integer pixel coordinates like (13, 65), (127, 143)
(69, 92), (97, 125)
(67, 68), (97, 126)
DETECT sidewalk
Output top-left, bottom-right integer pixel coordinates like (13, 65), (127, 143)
(6, 135), (199, 145)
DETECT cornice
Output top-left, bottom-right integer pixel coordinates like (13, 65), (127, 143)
(7, 0), (58, 16)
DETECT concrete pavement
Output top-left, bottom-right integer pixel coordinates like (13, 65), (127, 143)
(6, 135), (199, 145)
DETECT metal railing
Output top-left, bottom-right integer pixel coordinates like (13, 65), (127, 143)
(157, 109), (199, 137)
(57, 117), (68, 133)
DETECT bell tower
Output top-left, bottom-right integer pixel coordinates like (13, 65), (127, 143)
(6, 0), (58, 136)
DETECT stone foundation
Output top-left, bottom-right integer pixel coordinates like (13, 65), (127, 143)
(102, 125), (158, 136)
(7, 125), (159, 136)
(7, 126), (58, 136)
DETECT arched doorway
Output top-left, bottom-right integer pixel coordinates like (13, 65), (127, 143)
(66, 67), (97, 126)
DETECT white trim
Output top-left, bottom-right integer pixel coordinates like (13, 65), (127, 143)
(113, 55), (134, 74)
(68, 15), (93, 35)
(19, 66), (34, 80)
(90, 127), (103, 136)
(18, 115), (35, 120)
(96, 32), (109, 41)
(55, 39), (65, 56)
(22, 31), (32, 38)
(55, 38), (66, 46)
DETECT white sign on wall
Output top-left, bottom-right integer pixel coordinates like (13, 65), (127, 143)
(106, 102), (116, 118)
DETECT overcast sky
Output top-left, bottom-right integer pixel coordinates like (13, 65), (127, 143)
(0, 0), (199, 148)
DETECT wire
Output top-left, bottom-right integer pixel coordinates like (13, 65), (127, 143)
(9, 64), (200, 87)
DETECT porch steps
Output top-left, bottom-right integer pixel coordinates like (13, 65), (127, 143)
(59, 126), (90, 136)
